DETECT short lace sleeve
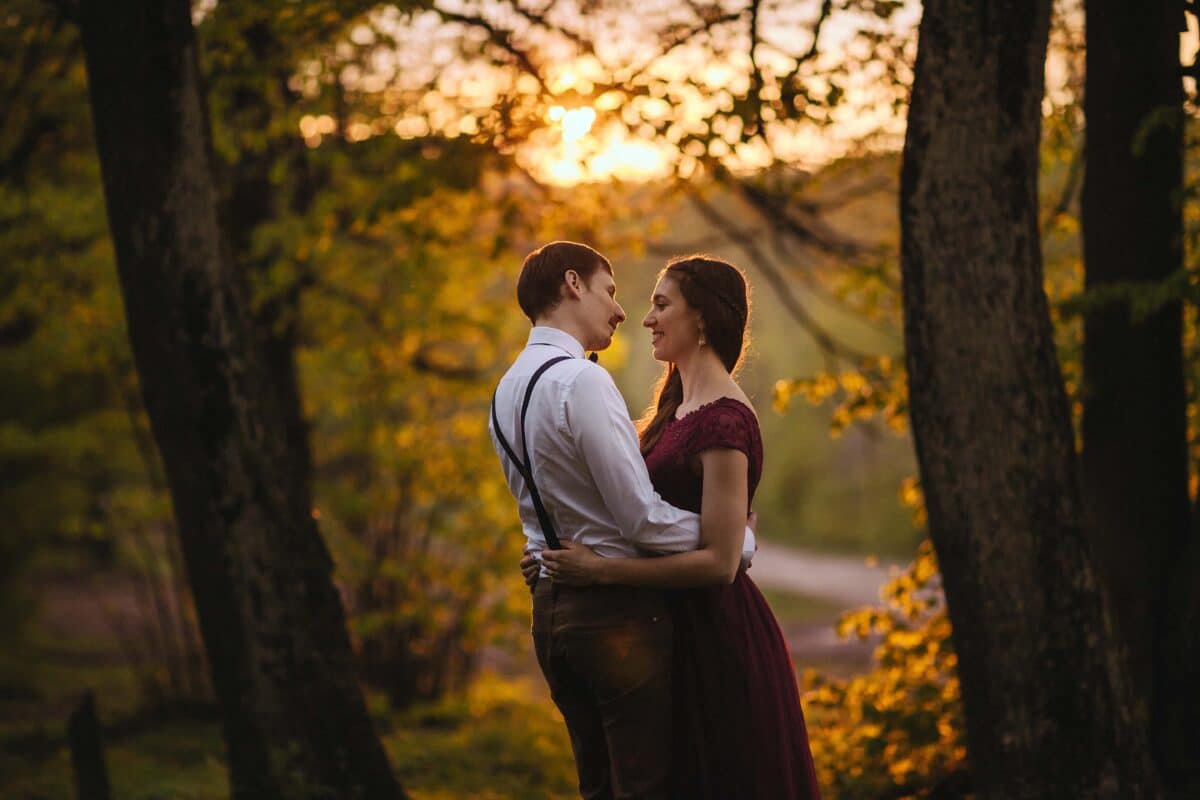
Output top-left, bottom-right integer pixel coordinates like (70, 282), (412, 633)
(648, 397), (764, 508)
(681, 399), (760, 464)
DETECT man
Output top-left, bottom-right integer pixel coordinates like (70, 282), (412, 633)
(488, 241), (755, 799)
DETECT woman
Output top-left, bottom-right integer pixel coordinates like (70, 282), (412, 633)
(540, 256), (821, 799)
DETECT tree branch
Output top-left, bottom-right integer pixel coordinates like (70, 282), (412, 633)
(684, 184), (871, 364)
(615, 7), (745, 86)
(436, 10), (549, 94)
(506, 2), (595, 59)
(747, 0), (764, 135)
(792, 0), (833, 74)
(726, 172), (873, 261)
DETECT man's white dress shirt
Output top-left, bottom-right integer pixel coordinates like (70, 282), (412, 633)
(489, 326), (754, 574)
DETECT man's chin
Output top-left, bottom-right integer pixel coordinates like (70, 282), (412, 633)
(591, 333), (615, 351)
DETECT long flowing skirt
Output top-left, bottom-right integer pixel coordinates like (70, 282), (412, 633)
(670, 569), (821, 799)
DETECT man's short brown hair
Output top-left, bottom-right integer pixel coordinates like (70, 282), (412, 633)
(517, 241), (612, 323)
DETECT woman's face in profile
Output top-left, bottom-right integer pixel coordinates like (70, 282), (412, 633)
(642, 274), (702, 363)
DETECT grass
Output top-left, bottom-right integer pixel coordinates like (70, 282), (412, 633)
(0, 667), (577, 800)
(388, 674), (576, 799)
(0, 559), (841, 799)
(0, 633), (144, 746)
(1, 718), (228, 800)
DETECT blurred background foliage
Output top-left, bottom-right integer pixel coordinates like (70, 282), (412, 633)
(1, 0), (1198, 796)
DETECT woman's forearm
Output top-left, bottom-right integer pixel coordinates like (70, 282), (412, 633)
(583, 448), (749, 589)
(599, 548), (737, 588)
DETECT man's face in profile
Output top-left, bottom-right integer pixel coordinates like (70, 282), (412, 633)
(575, 267), (626, 351)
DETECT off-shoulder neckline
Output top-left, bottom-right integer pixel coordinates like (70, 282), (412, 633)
(672, 396), (758, 423)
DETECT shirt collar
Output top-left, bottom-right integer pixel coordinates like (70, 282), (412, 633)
(527, 326), (586, 359)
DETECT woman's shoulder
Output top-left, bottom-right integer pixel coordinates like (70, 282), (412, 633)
(678, 395), (756, 421)
(675, 380), (757, 422)
(676, 396), (761, 453)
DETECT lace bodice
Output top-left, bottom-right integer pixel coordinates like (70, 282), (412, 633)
(643, 397), (763, 514)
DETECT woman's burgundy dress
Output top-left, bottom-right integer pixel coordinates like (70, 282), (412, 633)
(644, 398), (821, 800)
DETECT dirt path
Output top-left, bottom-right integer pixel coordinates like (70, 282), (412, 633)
(749, 542), (902, 607)
(749, 542), (905, 676)
(30, 542), (906, 690)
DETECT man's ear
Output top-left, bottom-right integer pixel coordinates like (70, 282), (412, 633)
(562, 269), (584, 300)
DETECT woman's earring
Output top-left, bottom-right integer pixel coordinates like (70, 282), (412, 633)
(698, 334), (707, 348)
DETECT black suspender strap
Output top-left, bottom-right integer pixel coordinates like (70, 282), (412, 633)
(491, 355), (573, 549)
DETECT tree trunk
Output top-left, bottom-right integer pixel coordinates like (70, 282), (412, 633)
(1081, 3), (1198, 793)
(899, 1), (1156, 796)
(67, 691), (111, 800)
(219, 19), (320, 513)
(74, 2), (405, 797)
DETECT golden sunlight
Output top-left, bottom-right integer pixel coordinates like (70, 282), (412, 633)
(529, 104), (674, 185)
(533, 118), (676, 186)
(549, 105), (598, 142)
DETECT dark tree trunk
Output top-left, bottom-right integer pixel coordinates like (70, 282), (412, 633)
(1081, 4), (1198, 793)
(899, 1), (1156, 796)
(219, 22), (320, 506)
(74, 1), (405, 797)
(67, 691), (111, 800)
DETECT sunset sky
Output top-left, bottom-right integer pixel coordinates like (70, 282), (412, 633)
(277, 1), (1199, 185)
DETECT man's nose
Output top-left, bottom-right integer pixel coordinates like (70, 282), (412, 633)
(614, 303), (627, 323)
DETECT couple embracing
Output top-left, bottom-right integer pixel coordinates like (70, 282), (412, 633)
(489, 241), (820, 799)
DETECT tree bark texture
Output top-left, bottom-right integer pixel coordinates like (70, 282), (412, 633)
(900, 1), (1156, 796)
(74, 2), (404, 797)
(1082, 3), (1198, 792)
(219, 19), (321, 515)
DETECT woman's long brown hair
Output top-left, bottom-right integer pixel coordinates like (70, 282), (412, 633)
(638, 256), (750, 455)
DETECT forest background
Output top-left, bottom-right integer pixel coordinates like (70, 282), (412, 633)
(1, 0), (1197, 798)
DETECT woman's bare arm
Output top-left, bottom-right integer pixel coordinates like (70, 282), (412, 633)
(542, 448), (749, 587)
